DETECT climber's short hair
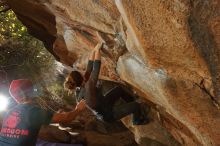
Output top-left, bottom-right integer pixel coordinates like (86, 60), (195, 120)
(64, 71), (83, 91)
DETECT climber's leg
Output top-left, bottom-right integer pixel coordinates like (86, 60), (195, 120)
(112, 102), (150, 125)
(104, 86), (134, 105)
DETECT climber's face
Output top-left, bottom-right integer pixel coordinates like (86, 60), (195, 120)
(64, 75), (76, 90)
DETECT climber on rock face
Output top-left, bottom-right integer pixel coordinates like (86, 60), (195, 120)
(0, 79), (86, 146)
(64, 33), (150, 125)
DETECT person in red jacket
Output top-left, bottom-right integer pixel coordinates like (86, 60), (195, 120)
(0, 79), (86, 146)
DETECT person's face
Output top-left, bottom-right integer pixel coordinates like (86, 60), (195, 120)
(65, 76), (76, 90)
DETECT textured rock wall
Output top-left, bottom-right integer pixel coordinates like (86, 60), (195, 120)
(6, 0), (220, 145)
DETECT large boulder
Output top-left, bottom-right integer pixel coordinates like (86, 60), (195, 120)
(6, 0), (220, 145)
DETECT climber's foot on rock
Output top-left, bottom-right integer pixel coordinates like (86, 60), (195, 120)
(132, 103), (151, 125)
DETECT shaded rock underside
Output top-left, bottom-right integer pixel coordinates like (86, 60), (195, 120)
(5, 0), (220, 146)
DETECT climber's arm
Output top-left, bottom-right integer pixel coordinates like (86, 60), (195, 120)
(94, 42), (102, 61)
(51, 100), (86, 123)
(84, 51), (95, 81)
(90, 42), (102, 82)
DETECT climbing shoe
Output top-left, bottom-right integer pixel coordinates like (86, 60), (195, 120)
(132, 103), (150, 125)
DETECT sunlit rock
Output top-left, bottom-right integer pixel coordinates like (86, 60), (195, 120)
(6, 0), (220, 145)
